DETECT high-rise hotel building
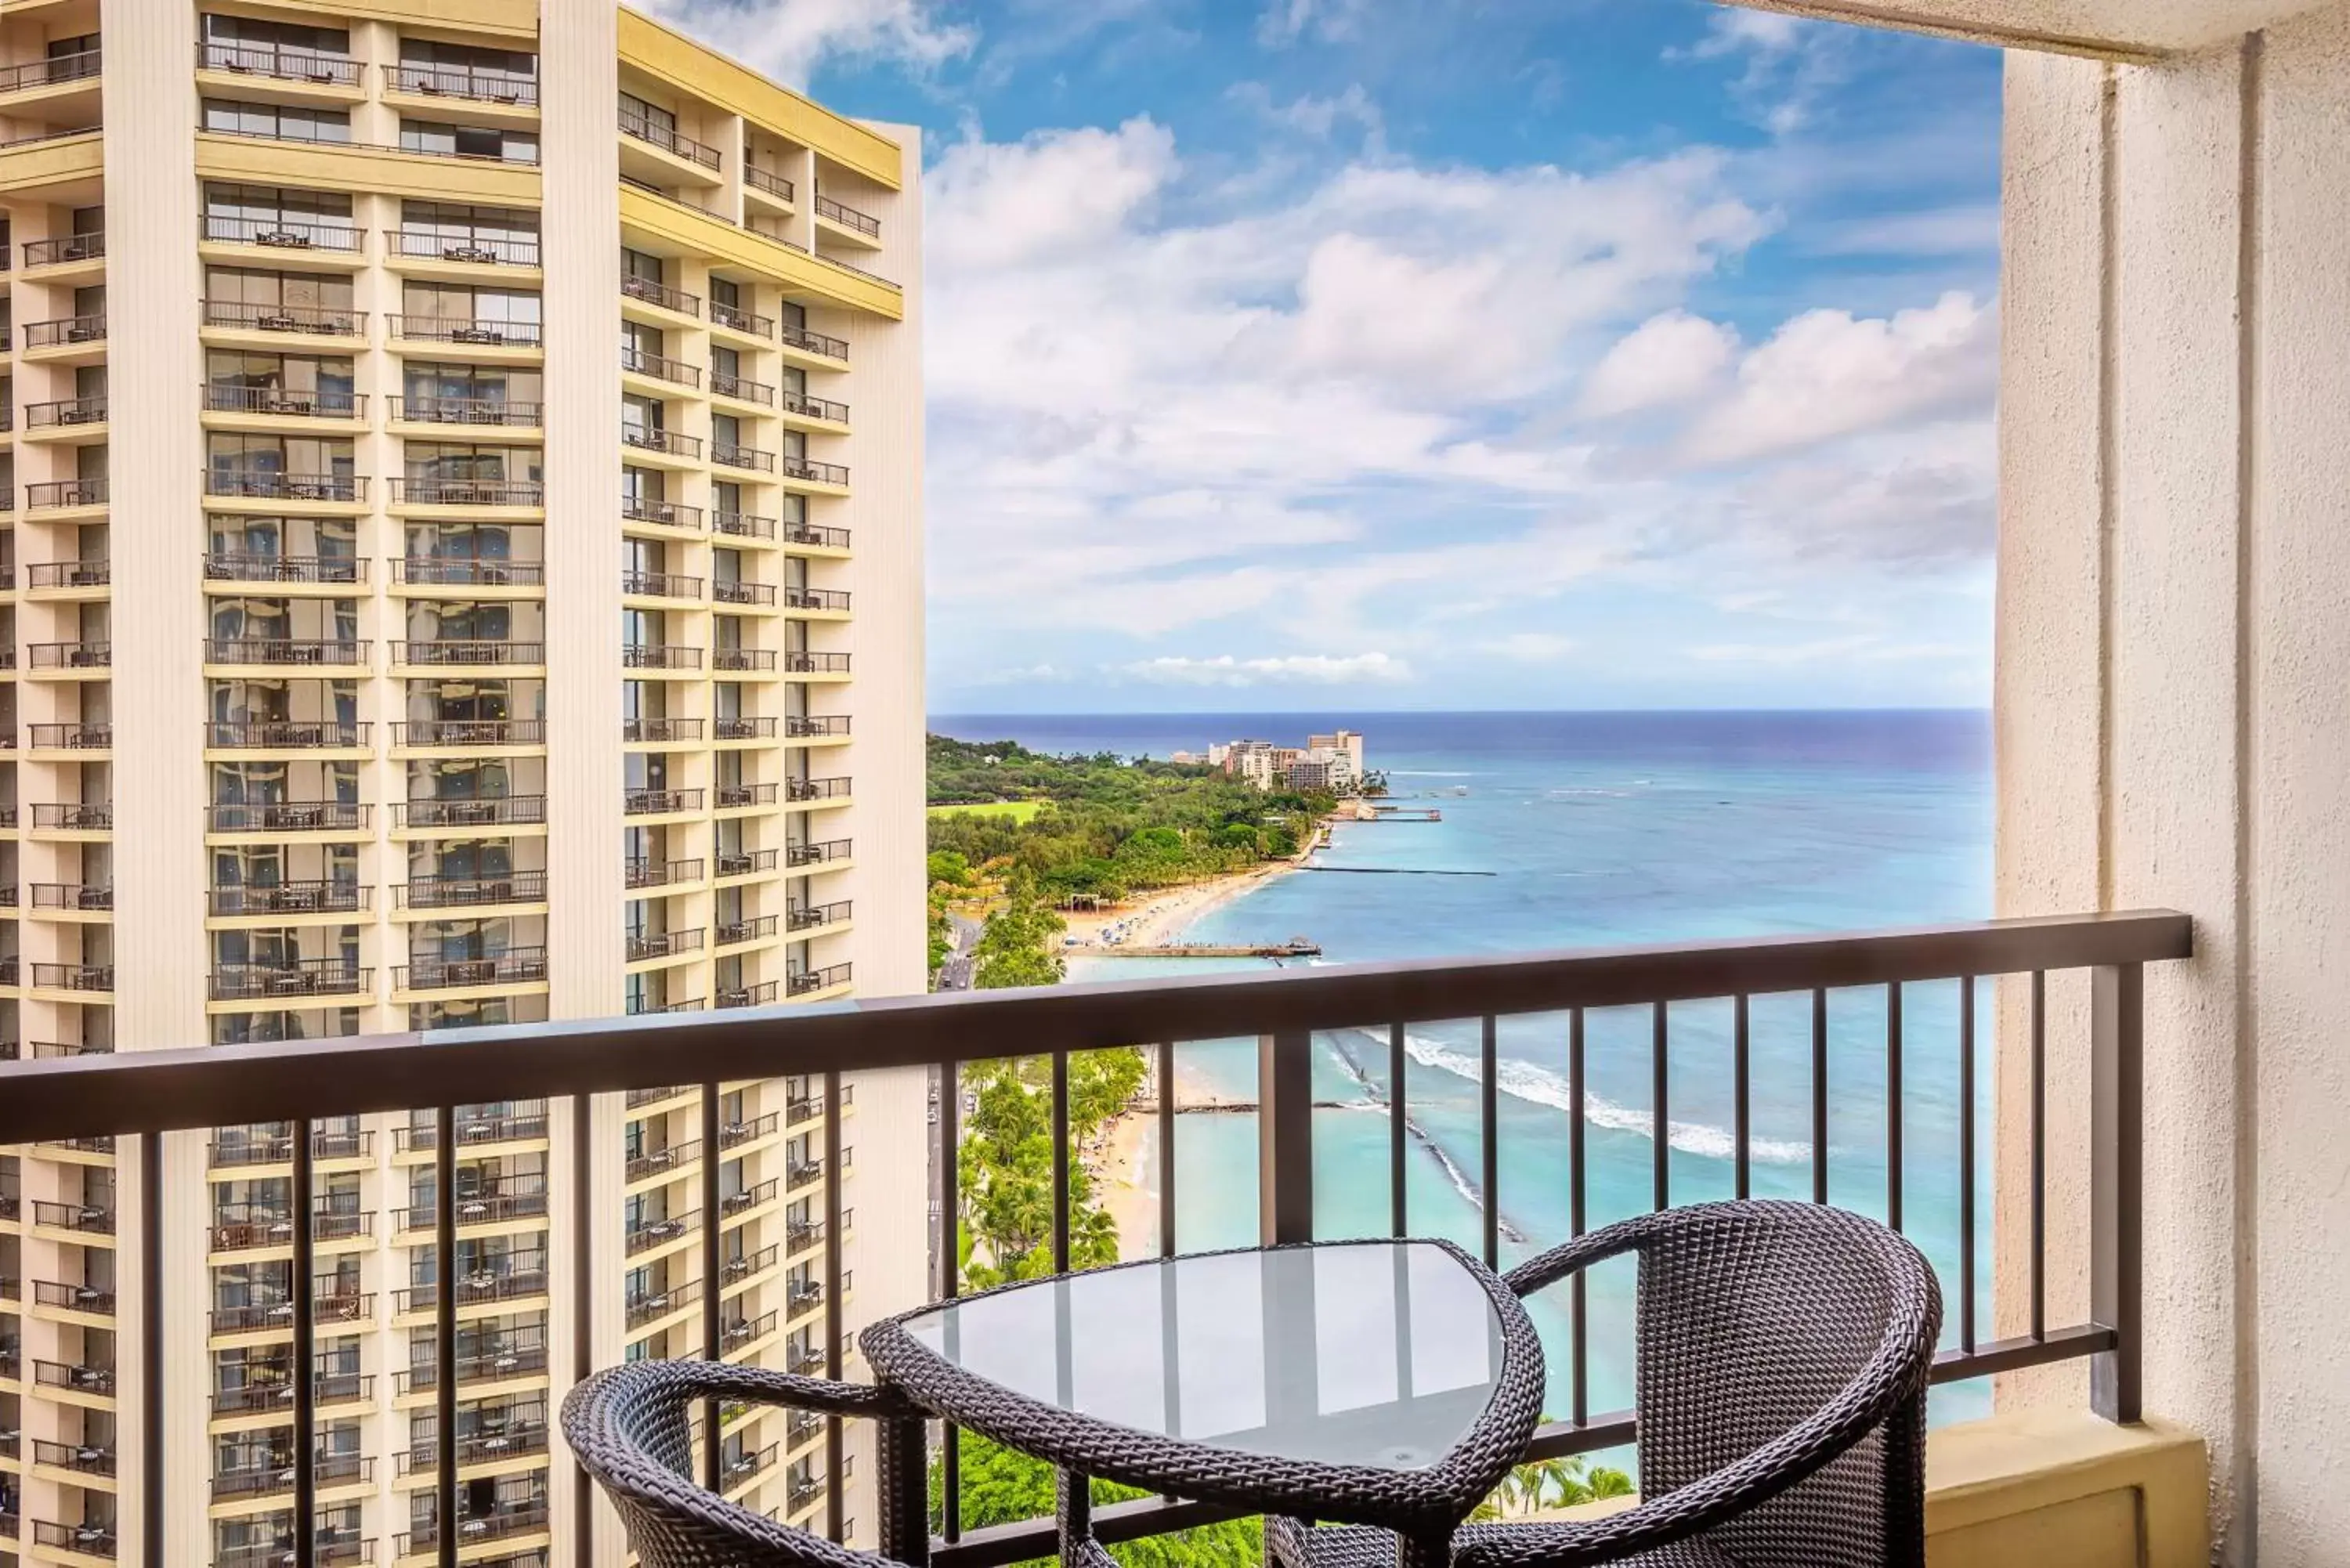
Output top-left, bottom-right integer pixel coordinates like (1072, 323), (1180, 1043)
(0, 3), (927, 1566)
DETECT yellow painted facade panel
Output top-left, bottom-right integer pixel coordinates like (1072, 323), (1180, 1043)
(0, 129), (101, 192)
(193, 132), (541, 204)
(616, 5), (902, 189)
(619, 185), (905, 319)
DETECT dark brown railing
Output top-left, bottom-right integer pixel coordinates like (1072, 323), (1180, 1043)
(712, 443), (776, 473)
(390, 396), (542, 427)
(623, 425), (701, 459)
(206, 553), (365, 585)
(206, 471), (363, 503)
(204, 214), (363, 252)
(626, 857), (703, 890)
(711, 299), (775, 337)
(814, 193), (880, 238)
(204, 385), (363, 419)
(743, 165), (794, 203)
(783, 519), (852, 551)
(388, 315), (541, 347)
(712, 509), (775, 540)
(392, 718), (544, 746)
(620, 110), (720, 170)
(0, 912), (2190, 1568)
(389, 477), (544, 508)
(29, 722), (112, 750)
(208, 881), (369, 916)
(392, 796), (545, 829)
(393, 556), (543, 587)
(208, 721), (371, 750)
(204, 638), (367, 667)
(0, 49), (100, 94)
(390, 228), (539, 267)
(384, 62), (538, 106)
(392, 641), (544, 667)
(206, 801), (370, 833)
(625, 717), (704, 743)
(714, 580), (777, 606)
(779, 321), (850, 362)
(620, 346), (700, 387)
(24, 395), (106, 428)
(396, 872), (548, 909)
(714, 648), (775, 672)
(780, 455), (849, 487)
(624, 496), (703, 529)
(204, 299), (365, 337)
(199, 41), (361, 85)
(624, 274), (701, 317)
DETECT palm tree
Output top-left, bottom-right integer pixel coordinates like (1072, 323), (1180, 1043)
(1471, 1445), (1637, 1520)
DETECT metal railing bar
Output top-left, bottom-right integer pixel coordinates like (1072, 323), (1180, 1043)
(294, 1117), (316, 1563)
(1387, 1023), (1406, 1240)
(937, 1058), (962, 1543)
(1733, 993), (1752, 1200)
(2030, 969), (2047, 1342)
(933, 1491), (1251, 1568)
(1650, 1002), (1668, 1211)
(1051, 1053), (1072, 1275)
(1522, 1412), (1640, 1464)
(1811, 987), (1829, 1205)
(1157, 1042), (1177, 1259)
(1568, 1008), (1587, 1429)
(1932, 1323), (2114, 1382)
(0, 913), (2195, 1143)
(1480, 1015), (1499, 1269)
(702, 1082), (724, 1492)
(573, 1090), (595, 1568)
(1888, 981), (1905, 1232)
(2090, 963), (2143, 1422)
(436, 1104), (458, 1568)
(824, 1068), (845, 1541)
(1959, 976), (1976, 1354)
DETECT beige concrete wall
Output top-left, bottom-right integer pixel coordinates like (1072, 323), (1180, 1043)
(1995, 5), (2350, 1562)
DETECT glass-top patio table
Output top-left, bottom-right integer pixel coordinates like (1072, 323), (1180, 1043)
(862, 1239), (1545, 1566)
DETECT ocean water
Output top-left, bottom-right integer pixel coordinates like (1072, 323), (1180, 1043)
(934, 710), (1996, 1440)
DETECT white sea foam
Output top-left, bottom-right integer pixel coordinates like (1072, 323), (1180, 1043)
(1388, 770), (1480, 778)
(1361, 1027), (1814, 1166)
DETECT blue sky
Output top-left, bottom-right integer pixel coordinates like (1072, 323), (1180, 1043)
(647, 0), (2004, 713)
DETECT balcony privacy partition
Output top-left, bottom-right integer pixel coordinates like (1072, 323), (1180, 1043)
(0, 912), (2187, 1568)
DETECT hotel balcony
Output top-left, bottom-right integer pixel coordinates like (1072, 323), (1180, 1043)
(392, 640), (544, 668)
(0, 49), (100, 96)
(388, 478), (544, 509)
(203, 385), (365, 421)
(22, 316), (106, 352)
(205, 553), (367, 586)
(202, 299), (365, 338)
(394, 951), (549, 992)
(209, 720), (371, 750)
(783, 587), (852, 612)
(393, 1106), (549, 1154)
(393, 719), (543, 747)
(392, 1182), (550, 1234)
(396, 1501), (551, 1557)
(24, 396), (107, 432)
(786, 777), (851, 803)
(785, 839), (851, 868)
(386, 396), (543, 428)
(622, 275), (701, 317)
(392, 557), (544, 588)
(778, 456), (848, 487)
(619, 347), (700, 388)
(625, 856), (703, 891)
(711, 509), (776, 540)
(624, 497), (703, 530)
(206, 471), (364, 504)
(395, 873), (549, 910)
(386, 316), (541, 349)
(209, 1125), (371, 1169)
(627, 929), (705, 962)
(29, 1438), (115, 1478)
(0, 901), (2218, 1566)
(717, 849), (781, 877)
(712, 443), (776, 474)
(24, 562), (110, 591)
(717, 717), (779, 741)
(213, 1454), (374, 1503)
(625, 717), (703, 743)
(31, 724), (115, 753)
(197, 41), (363, 87)
(208, 802), (372, 834)
(208, 881), (369, 917)
(209, 1200), (371, 1252)
(624, 569), (703, 600)
(28, 640), (110, 670)
(215, 1535), (374, 1568)
(716, 915), (779, 945)
(712, 580), (777, 607)
(778, 320), (849, 363)
(781, 518), (851, 551)
(31, 1281), (114, 1317)
(389, 228), (539, 267)
(396, 1416), (551, 1477)
(31, 1520), (117, 1559)
(786, 900), (851, 933)
(209, 959), (371, 1003)
(714, 649), (776, 674)
(383, 61), (539, 107)
(624, 787), (704, 816)
(781, 651), (851, 674)
(211, 1371), (374, 1419)
(622, 425), (701, 461)
(718, 783), (778, 808)
(624, 1138), (701, 1183)
(28, 1198), (113, 1235)
(30, 963), (114, 994)
(396, 1331), (551, 1396)
(620, 110), (721, 172)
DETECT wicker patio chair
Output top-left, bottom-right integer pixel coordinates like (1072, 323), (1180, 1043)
(1268, 1201), (1943, 1568)
(562, 1359), (934, 1568)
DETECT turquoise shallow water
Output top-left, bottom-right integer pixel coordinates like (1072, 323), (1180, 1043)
(936, 710), (1996, 1441)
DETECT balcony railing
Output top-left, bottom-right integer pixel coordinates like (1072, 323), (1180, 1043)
(27, 640), (110, 668)
(212, 1453), (373, 1501)
(712, 579), (776, 606)
(24, 479), (106, 509)
(786, 839), (851, 867)
(716, 981), (779, 1009)
(19, 800), (106, 831)
(22, 314), (106, 350)
(30, 883), (113, 912)
(198, 41), (361, 85)
(787, 776), (852, 802)
(396, 1333), (551, 1393)
(627, 928), (705, 962)
(718, 782), (779, 808)
(620, 347), (700, 387)
(717, 916), (779, 945)
(396, 872), (548, 909)
(392, 641), (544, 667)
(620, 110), (720, 170)
(624, 496), (703, 529)
(814, 193), (881, 237)
(709, 370), (773, 406)
(785, 651), (853, 674)
(389, 395), (542, 427)
(624, 717), (704, 742)
(743, 165), (794, 203)
(789, 716), (854, 739)
(789, 900), (851, 930)
(781, 455), (850, 486)
(395, 558), (543, 591)
(29, 1198), (113, 1233)
(210, 1369), (374, 1416)
(32, 1521), (117, 1559)
(396, 1504), (551, 1555)
(389, 477), (544, 508)
(0, 911), (2192, 1566)
(205, 638), (367, 667)
(24, 395), (107, 428)
(713, 443), (776, 473)
(717, 717), (779, 741)
(0, 49), (100, 95)
(31, 1359), (114, 1395)
(625, 1137), (701, 1182)
(394, 1106), (550, 1151)
(208, 1200), (371, 1251)
(207, 471), (364, 502)
(787, 963), (852, 995)
(783, 519), (853, 551)
(779, 321), (850, 362)
(209, 959), (371, 1002)
(625, 857), (703, 890)
(29, 721), (112, 750)
(204, 385), (364, 419)
(623, 426), (701, 459)
(209, 1125), (370, 1167)
(394, 1183), (550, 1232)
(390, 228), (540, 266)
(396, 1266), (549, 1316)
(208, 721), (371, 750)
(396, 950), (549, 992)
(204, 214), (363, 252)
(384, 62), (538, 105)
(714, 649), (776, 672)
(204, 298), (365, 338)
(624, 644), (702, 670)
(623, 274), (701, 316)
(712, 509), (775, 540)
(625, 787), (705, 815)
(387, 315), (541, 347)
(718, 848), (783, 876)
(214, 1534), (374, 1568)
(206, 552), (365, 585)
(208, 880), (369, 916)
(710, 299), (774, 337)
(31, 1436), (116, 1474)
(29, 963), (112, 992)
(204, 801), (369, 835)
(393, 796), (545, 829)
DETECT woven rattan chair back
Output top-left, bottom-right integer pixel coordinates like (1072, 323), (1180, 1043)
(1626, 1202), (1934, 1568)
(562, 1360), (923, 1568)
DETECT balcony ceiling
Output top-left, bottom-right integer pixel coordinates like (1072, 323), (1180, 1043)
(1715, 0), (2336, 57)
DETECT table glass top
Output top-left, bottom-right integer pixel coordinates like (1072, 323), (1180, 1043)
(901, 1241), (1504, 1470)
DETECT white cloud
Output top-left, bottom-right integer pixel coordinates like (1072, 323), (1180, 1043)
(628, 0), (973, 87)
(1687, 635), (1976, 667)
(1577, 309), (1740, 418)
(1228, 82), (1384, 145)
(1678, 8), (1846, 136)
(1256, 0), (1370, 48)
(1677, 292), (1995, 468)
(1691, 12), (1806, 58)
(1806, 204), (2001, 258)
(1119, 652), (1413, 687)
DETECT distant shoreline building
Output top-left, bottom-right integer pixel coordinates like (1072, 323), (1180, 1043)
(1198, 729), (1365, 793)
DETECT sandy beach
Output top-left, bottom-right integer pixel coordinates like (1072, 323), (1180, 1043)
(1058, 858), (1304, 952)
(1089, 1012), (1245, 1258)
